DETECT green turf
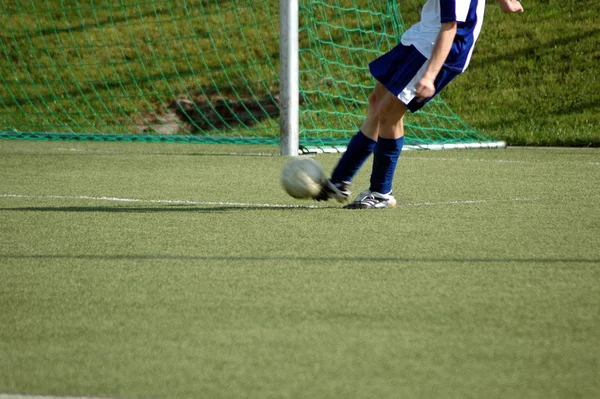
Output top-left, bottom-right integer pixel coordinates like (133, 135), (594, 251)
(1, 141), (600, 399)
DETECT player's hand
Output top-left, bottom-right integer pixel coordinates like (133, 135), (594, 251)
(414, 77), (435, 102)
(498, 0), (524, 13)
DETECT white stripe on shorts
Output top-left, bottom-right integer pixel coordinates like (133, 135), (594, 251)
(397, 61), (429, 105)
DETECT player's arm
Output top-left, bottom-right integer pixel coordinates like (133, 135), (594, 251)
(414, 21), (457, 100)
(498, 0), (524, 13)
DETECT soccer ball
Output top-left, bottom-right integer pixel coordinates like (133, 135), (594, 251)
(281, 156), (326, 199)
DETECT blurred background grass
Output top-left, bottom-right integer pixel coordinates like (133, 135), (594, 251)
(0, 0), (598, 146)
(441, 0), (600, 146)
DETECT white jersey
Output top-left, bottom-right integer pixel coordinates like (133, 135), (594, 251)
(400, 0), (485, 72)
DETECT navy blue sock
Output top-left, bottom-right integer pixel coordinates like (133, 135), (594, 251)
(369, 136), (404, 194)
(331, 131), (376, 184)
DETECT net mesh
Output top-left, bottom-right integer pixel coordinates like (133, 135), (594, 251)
(0, 0), (491, 147)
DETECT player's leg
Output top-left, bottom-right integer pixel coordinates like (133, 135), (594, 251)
(370, 90), (407, 193)
(359, 82), (406, 141)
(345, 65), (463, 208)
(345, 91), (407, 209)
(314, 82), (389, 202)
(316, 43), (433, 205)
(358, 82), (392, 140)
(365, 66), (463, 202)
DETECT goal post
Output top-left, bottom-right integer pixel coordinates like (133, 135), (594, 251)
(279, 0), (300, 156)
(0, 1), (503, 152)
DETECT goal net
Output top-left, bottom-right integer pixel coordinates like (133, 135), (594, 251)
(0, 0), (499, 150)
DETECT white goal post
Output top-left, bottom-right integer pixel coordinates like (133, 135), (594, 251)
(279, 0), (300, 156)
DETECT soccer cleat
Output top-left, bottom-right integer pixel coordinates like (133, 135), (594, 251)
(343, 190), (397, 209)
(314, 179), (351, 202)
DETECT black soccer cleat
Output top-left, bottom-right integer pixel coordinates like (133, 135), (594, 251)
(343, 190), (397, 209)
(314, 180), (352, 202)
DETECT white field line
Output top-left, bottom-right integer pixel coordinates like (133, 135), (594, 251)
(405, 156), (529, 164)
(403, 197), (541, 207)
(405, 199), (488, 206)
(0, 194), (320, 209)
(0, 193), (543, 208)
(405, 156), (600, 166)
(0, 394), (115, 399)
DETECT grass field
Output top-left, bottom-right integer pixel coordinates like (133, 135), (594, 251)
(1, 140), (599, 398)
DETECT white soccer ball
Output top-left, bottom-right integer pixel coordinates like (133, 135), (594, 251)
(281, 156), (326, 199)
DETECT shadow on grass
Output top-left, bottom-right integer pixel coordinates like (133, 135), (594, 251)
(1, 253), (598, 264)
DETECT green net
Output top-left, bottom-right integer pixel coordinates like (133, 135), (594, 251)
(0, 0), (493, 148)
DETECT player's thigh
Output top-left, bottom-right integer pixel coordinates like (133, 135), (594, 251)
(369, 82), (407, 119)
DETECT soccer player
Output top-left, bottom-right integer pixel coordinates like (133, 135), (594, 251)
(316, 0), (524, 209)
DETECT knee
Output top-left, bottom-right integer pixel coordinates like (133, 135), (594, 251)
(368, 83), (388, 105)
(368, 90), (380, 108)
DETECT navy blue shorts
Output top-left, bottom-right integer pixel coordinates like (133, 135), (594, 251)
(369, 44), (461, 113)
